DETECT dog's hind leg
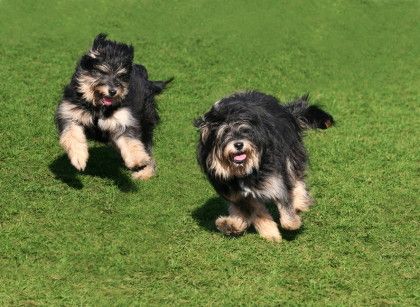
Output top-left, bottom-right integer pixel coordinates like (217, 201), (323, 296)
(277, 199), (302, 231)
(216, 203), (250, 236)
(60, 123), (89, 171)
(278, 206), (302, 231)
(249, 200), (282, 242)
(292, 180), (312, 213)
(114, 135), (155, 180)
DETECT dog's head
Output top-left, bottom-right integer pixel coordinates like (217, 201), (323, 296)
(75, 33), (133, 107)
(195, 102), (262, 179)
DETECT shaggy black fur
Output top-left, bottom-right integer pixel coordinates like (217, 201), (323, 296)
(55, 34), (172, 177)
(194, 91), (334, 241)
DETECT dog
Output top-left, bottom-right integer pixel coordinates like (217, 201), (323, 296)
(55, 34), (172, 180)
(194, 91), (334, 242)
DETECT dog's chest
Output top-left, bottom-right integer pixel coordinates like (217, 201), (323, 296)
(96, 107), (137, 134)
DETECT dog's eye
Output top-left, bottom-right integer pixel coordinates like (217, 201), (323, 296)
(240, 127), (251, 134)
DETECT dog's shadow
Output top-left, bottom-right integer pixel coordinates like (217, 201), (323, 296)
(49, 146), (137, 192)
(192, 197), (304, 241)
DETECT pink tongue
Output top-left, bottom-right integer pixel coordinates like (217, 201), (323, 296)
(234, 154), (247, 162)
(102, 98), (113, 106)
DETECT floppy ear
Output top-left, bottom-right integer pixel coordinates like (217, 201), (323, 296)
(194, 117), (210, 144)
(92, 33), (107, 50)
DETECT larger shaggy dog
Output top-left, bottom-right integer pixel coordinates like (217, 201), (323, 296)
(55, 34), (171, 179)
(195, 91), (334, 242)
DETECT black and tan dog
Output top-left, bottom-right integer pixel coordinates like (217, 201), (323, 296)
(195, 91), (334, 242)
(55, 34), (171, 179)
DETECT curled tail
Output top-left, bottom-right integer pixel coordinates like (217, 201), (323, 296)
(150, 77), (174, 95)
(285, 94), (335, 130)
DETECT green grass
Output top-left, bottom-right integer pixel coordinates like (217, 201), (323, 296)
(0, 0), (419, 305)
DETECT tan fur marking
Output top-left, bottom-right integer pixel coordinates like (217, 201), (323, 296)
(286, 158), (295, 180)
(207, 139), (260, 180)
(116, 67), (128, 75)
(216, 216), (248, 236)
(114, 136), (150, 169)
(292, 180), (312, 212)
(58, 100), (93, 126)
(277, 202), (302, 230)
(76, 73), (97, 104)
(59, 124), (89, 171)
(98, 108), (137, 136)
(215, 203), (251, 236)
(279, 209), (302, 230)
(132, 163), (156, 180)
(249, 200), (282, 242)
(95, 64), (111, 73)
(199, 125), (210, 144)
(88, 50), (100, 59)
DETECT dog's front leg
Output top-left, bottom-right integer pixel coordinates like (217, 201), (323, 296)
(59, 123), (89, 171)
(215, 203), (251, 236)
(113, 135), (155, 180)
(248, 199), (282, 242)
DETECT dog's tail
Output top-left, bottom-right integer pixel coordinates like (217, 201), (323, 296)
(150, 77), (174, 95)
(285, 94), (335, 130)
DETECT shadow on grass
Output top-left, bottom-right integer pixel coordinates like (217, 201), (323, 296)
(49, 146), (137, 192)
(192, 197), (228, 232)
(192, 196), (304, 241)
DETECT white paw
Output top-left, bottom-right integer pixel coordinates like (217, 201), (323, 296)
(68, 146), (89, 171)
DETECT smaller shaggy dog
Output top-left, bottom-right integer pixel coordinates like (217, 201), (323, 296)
(195, 91), (334, 242)
(55, 34), (171, 179)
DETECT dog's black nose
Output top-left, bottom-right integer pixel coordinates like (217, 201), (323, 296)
(234, 142), (244, 150)
(109, 89), (117, 97)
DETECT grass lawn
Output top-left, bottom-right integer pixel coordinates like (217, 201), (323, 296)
(0, 0), (419, 305)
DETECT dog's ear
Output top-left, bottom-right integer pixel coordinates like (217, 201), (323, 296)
(194, 117), (210, 144)
(80, 54), (97, 70)
(92, 33), (107, 50)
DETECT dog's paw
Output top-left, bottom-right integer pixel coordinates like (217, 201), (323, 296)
(260, 231), (282, 242)
(294, 197), (313, 213)
(132, 163), (155, 180)
(68, 146), (89, 171)
(125, 154), (151, 170)
(254, 220), (282, 242)
(215, 216), (247, 236)
(280, 214), (302, 231)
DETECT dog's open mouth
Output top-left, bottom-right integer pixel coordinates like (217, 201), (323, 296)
(101, 97), (113, 106)
(232, 153), (247, 164)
